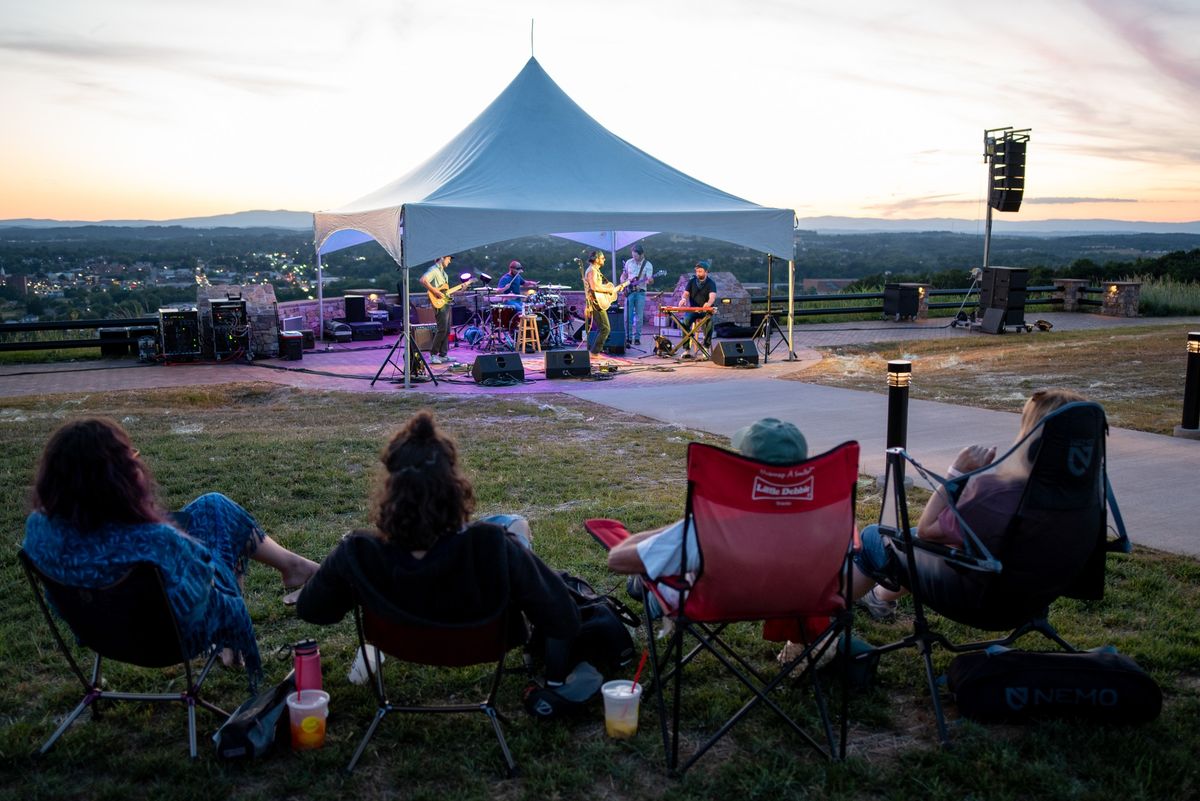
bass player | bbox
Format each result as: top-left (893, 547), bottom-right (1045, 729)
top-left (420, 255), bottom-right (474, 364)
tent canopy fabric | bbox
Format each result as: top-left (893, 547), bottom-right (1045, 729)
top-left (314, 58), bottom-right (795, 265)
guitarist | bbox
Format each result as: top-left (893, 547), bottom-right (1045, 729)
top-left (620, 244), bottom-right (653, 346)
top-left (583, 251), bottom-right (627, 357)
top-left (420, 255), bottom-right (455, 364)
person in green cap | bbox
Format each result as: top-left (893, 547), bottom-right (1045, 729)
top-left (607, 418), bottom-right (807, 579)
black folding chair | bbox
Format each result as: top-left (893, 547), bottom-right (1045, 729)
top-left (872, 401), bottom-right (1130, 743)
top-left (19, 550), bottom-right (228, 758)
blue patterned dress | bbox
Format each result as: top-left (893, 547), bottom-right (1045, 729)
top-left (23, 492), bottom-right (266, 688)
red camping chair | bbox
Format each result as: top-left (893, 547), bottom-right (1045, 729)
top-left (587, 440), bottom-right (861, 773)
top-left (346, 600), bottom-right (521, 776)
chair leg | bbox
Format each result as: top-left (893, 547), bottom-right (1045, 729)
top-left (484, 705), bottom-right (519, 778)
top-left (917, 638), bottom-right (951, 746)
top-left (346, 707), bottom-right (389, 774)
top-left (187, 697), bottom-right (198, 759)
top-left (38, 691), bottom-right (99, 755)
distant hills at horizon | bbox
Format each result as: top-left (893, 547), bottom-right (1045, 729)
top-left (2, 209), bottom-right (1199, 236)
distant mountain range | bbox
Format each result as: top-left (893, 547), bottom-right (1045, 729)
top-left (797, 216), bottom-right (1200, 235)
top-left (1, 210), bottom-right (1198, 236)
top-left (0, 210), bottom-right (314, 230)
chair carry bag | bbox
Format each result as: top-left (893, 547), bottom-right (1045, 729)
top-left (947, 648), bottom-right (1161, 724)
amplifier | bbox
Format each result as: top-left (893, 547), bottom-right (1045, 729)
top-left (159, 307), bottom-right (201, 359)
top-left (211, 299), bottom-right (249, 358)
top-left (545, 350), bottom-right (590, 378)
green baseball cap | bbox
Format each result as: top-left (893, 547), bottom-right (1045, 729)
top-left (731, 418), bottom-right (808, 464)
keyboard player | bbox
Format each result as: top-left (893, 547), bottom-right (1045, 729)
top-left (677, 260), bottom-right (717, 359)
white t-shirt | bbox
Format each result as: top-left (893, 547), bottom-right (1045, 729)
top-left (621, 258), bottom-right (653, 289)
top-left (635, 519), bottom-right (699, 579)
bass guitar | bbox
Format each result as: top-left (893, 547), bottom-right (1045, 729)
top-left (428, 277), bottom-right (475, 310)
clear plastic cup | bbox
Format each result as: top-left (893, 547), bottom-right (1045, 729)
top-left (601, 680), bottom-right (642, 739)
top-left (286, 689), bottom-right (329, 750)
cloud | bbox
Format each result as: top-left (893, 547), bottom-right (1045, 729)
top-left (0, 31), bottom-right (331, 96)
top-left (864, 194), bottom-right (977, 215)
top-left (1082, 0), bottom-right (1200, 94)
top-left (1025, 197), bottom-right (1137, 205)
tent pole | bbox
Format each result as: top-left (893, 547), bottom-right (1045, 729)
top-left (787, 259), bottom-right (796, 360)
top-left (401, 246), bottom-right (411, 390)
top-left (610, 232), bottom-right (617, 283)
top-left (316, 251), bottom-right (324, 344)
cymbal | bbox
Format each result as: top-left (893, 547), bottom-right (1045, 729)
top-left (540, 284), bottom-right (571, 290)
top-left (488, 294), bottom-right (522, 301)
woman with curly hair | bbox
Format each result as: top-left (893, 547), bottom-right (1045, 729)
top-left (296, 411), bottom-right (579, 681)
top-left (22, 417), bottom-right (319, 687)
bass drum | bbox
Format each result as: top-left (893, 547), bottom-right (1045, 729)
top-left (489, 304), bottom-right (519, 330)
top-left (511, 312), bottom-right (551, 346)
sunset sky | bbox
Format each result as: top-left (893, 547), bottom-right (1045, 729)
top-left (2, 0), bottom-right (1197, 223)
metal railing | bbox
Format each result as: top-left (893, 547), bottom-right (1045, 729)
top-left (0, 316), bottom-right (159, 352)
top-left (748, 285), bottom-right (1062, 318)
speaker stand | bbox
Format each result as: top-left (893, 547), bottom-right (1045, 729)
top-left (371, 329), bottom-right (438, 387)
top-left (753, 311), bottom-right (794, 362)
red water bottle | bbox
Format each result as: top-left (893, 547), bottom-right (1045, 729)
top-left (293, 639), bottom-right (322, 693)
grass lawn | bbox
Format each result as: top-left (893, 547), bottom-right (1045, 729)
top-left (1, 384), bottom-right (1198, 801)
top-left (781, 324), bottom-right (1197, 435)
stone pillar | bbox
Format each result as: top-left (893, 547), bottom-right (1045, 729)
top-left (914, 283), bottom-right (932, 320)
top-left (198, 284), bottom-right (280, 358)
top-left (1101, 281), bottom-right (1141, 318)
top-left (1054, 278), bottom-right (1090, 312)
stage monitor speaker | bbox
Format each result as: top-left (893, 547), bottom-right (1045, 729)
top-left (472, 352), bottom-right (525, 384)
top-left (712, 339), bottom-right (760, 367)
top-left (545, 349), bottom-right (591, 378)
top-left (344, 295), bottom-right (367, 323)
top-left (980, 307), bottom-right (1006, 334)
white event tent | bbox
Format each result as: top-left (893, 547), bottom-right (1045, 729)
top-left (313, 57), bottom-right (796, 386)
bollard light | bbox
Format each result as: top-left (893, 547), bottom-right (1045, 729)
top-left (1178, 332), bottom-right (1200, 437)
top-left (887, 359), bottom-right (912, 389)
top-left (886, 360), bottom-right (912, 453)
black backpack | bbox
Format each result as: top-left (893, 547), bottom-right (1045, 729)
top-left (530, 572), bottom-right (640, 677)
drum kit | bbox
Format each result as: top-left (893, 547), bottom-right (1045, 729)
top-left (460, 284), bottom-right (575, 352)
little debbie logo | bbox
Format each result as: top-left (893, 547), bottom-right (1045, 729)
top-left (752, 474), bottom-right (813, 502)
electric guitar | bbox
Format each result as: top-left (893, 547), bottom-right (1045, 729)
top-left (427, 277), bottom-right (475, 310)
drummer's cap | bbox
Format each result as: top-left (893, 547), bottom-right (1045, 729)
top-left (509, 260), bottom-right (523, 270)
top-left (695, 259), bottom-right (711, 270)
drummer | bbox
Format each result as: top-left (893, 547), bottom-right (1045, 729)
top-left (496, 260), bottom-right (538, 309)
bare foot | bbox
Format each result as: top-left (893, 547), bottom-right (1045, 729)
top-left (221, 648), bottom-right (245, 669)
top-left (281, 556), bottom-right (320, 605)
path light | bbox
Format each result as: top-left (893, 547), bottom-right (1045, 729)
top-left (886, 360), bottom-right (912, 452)
top-left (1176, 332), bottom-right (1200, 439)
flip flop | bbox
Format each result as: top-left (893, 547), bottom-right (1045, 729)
top-left (282, 584), bottom-right (306, 606)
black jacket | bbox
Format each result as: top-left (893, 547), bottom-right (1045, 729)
top-left (296, 523), bottom-right (580, 642)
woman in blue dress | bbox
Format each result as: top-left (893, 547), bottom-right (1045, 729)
top-left (23, 417), bottom-right (318, 686)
